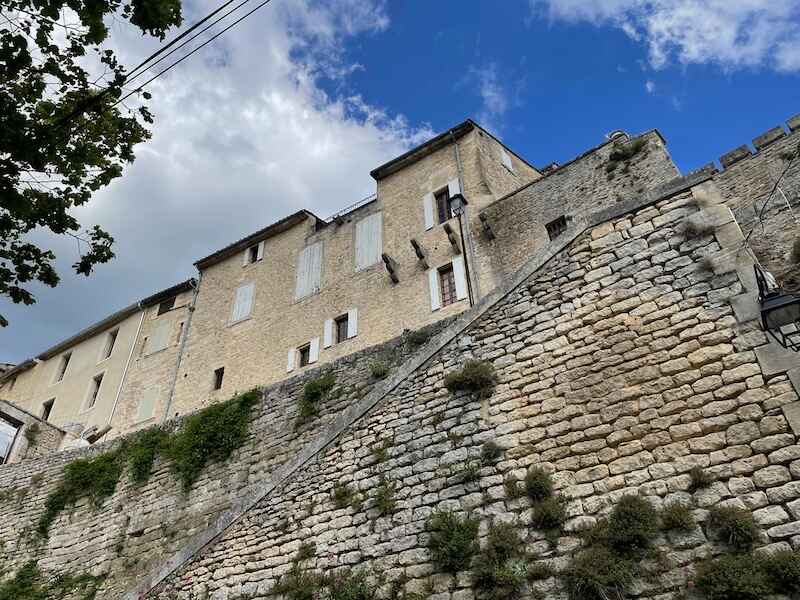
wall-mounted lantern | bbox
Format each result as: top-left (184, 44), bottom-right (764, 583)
top-left (755, 265), bottom-right (800, 351)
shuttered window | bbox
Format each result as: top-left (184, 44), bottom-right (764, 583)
top-left (230, 282), bottom-right (255, 323)
top-left (355, 213), bottom-right (382, 271)
top-left (146, 321), bottom-right (170, 354)
top-left (500, 148), bottom-right (514, 172)
top-left (136, 387), bottom-right (159, 422)
top-left (295, 242), bottom-right (323, 299)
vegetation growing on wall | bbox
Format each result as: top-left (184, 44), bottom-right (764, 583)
top-left (23, 423), bottom-right (40, 446)
top-left (443, 360), bottom-right (497, 399)
top-left (688, 466), bottom-right (714, 492)
top-left (659, 502), bottom-right (695, 532)
top-left (35, 391), bottom-right (259, 537)
top-left (0, 561), bottom-right (104, 600)
top-left (706, 506), bottom-right (760, 551)
top-left (695, 549), bottom-right (800, 600)
top-left (297, 372), bottom-right (336, 426)
top-left (473, 522), bottom-right (531, 600)
top-left (426, 509), bottom-right (479, 574)
top-left (605, 138), bottom-right (648, 180)
top-left (373, 476), bottom-right (396, 516)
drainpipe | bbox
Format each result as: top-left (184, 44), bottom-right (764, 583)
top-left (162, 273), bottom-right (201, 422)
top-left (450, 129), bottom-right (482, 302)
top-left (107, 304), bottom-right (145, 428)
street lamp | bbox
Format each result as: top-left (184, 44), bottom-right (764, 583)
top-left (755, 265), bottom-right (800, 351)
top-left (449, 193), bottom-right (474, 306)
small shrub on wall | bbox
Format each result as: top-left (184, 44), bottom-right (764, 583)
top-left (426, 509), bottom-right (480, 574)
top-left (297, 372), bottom-right (336, 426)
top-left (443, 360), bottom-right (497, 399)
top-left (562, 546), bottom-right (635, 600)
top-left (706, 506), bottom-right (760, 551)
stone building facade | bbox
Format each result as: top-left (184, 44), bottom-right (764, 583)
top-left (0, 165), bottom-right (798, 599)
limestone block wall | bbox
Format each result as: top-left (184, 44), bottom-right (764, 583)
top-left (145, 183), bottom-right (799, 600)
top-left (0, 321), bottom-right (450, 598)
top-left (472, 130), bottom-right (680, 291)
top-left (710, 114), bottom-right (800, 286)
top-left (0, 400), bottom-right (64, 463)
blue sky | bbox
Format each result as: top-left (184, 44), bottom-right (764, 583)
top-left (3, 0), bottom-right (800, 362)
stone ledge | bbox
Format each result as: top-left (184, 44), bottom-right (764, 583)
top-left (753, 126), bottom-right (786, 151)
top-left (720, 145), bottom-right (752, 168)
top-left (754, 341), bottom-right (800, 377)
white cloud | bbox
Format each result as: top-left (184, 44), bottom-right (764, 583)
top-left (530, 0), bottom-right (800, 71)
top-left (1, 0), bottom-right (433, 361)
top-left (467, 63), bottom-right (511, 135)
top-left (645, 80), bottom-right (656, 93)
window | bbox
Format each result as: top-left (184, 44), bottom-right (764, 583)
top-left (101, 329), bottom-right (118, 360)
top-left (298, 344), bottom-right (311, 368)
top-left (230, 282), bottom-right (255, 323)
top-left (136, 388), bottom-right (158, 422)
top-left (157, 297), bottom-right (176, 316)
top-left (86, 373), bottom-right (104, 410)
top-left (41, 399), bottom-right (54, 422)
top-left (435, 188), bottom-right (454, 225)
top-left (243, 241), bottom-right (264, 266)
top-left (213, 367), bottom-right (224, 390)
top-left (55, 352), bottom-right (71, 382)
top-left (499, 148), bottom-right (514, 172)
top-left (295, 242), bottom-right (323, 299)
top-left (354, 213), bottom-right (383, 271)
top-left (0, 416), bottom-right (19, 465)
top-left (145, 321), bottom-right (170, 355)
top-left (438, 264), bottom-right (457, 307)
top-left (335, 314), bottom-right (349, 344)
top-left (546, 215), bottom-right (568, 241)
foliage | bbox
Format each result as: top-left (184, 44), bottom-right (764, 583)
top-left (561, 546), bottom-right (635, 600)
top-left (679, 219), bottom-right (715, 240)
top-left (760, 548), bottom-right (800, 595)
top-left (369, 361), bottom-right (390, 380)
top-left (37, 450), bottom-right (125, 536)
top-left (327, 569), bottom-right (379, 600)
top-left (472, 525), bottom-right (533, 600)
top-left (373, 476), bottom-right (396, 516)
top-left (660, 502), bottom-right (695, 532)
top-left (371, 439), bottom-right (391, 464)
top-left (504, 475), bottom-right (524, 499)
top-left (126, 427), bottom-right (170, 485)
top-left (24, 423), bottom-right (40, 445)
top-left (443, 360), bottom-right (497, 399)
top-left (426, 509), bottom-right (480, 574)
top-left (609, 138), bottom-right (647, 163)
top-left (688, 466), bottom-right (714, 492)
top-left (605, 495), bottom-right (658, 555)
top-left (165, 390), bottom-right (258, 490)
top-left (405, 328), bottom-right (430, 348)
top-left (527, 562), bottom-right (555, 581)
top-left (0, 561), bottom-right (104, 600)
top-left (524, 467), bottom-right (553, 502)
top-left (458, 461), bottom-right (482, 483)
top-left (332, 482), bottom-right (359, 511)
top-left (530, 496), bottom-right (566, 543)
top-left (37, 391), bottom-right (258, 537)
top-left (297, 372), bottom-right (336, 425)
top-left (296, 541), bottom-right (316, 562)
top-left (707, 506), bottom-right (759, 551)
top-left (694, 553), bottom-right (770, 600)
top-left (273, 565), bottom-right (325, 600)
top-left (0, 0), bottom-right (183, 327)
top-left (480, 441), bottom-right (502, 465)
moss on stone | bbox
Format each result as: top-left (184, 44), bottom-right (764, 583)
top-left (297, 372), bottom-right (336, 425)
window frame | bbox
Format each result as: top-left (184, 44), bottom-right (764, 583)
top-left (438, 263), bottom-right (457, 307)
top-left (434, 187), bottom-right (453, 225)
top-left (545, 215), bottom-right (568, 241)
top-left (298, 344), bottom-right (311, 368)
top-left (157, 296), bottom-right (176, 316)
top-left (54, 352), bottom-right (71, 383)
top-left (85, 373), bottom-right (104, 411)
top-left (100, 328), bottom-right (118, 361)
top-left (212, 367), bottom-right (225, 391)
top-left (335, 314), bottom-right (349, 344)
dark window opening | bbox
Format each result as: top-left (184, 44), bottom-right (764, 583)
top-left (335, 314), bottom-right (349, 344)
top-left (41, 399), bottom-right (54, 422)
top-left (87, 373), bottom-right (103, 409)
top-left (435, 188), bottom-right (454, 225)
top-left (56, 352), bottom-right (71, 382)
top-left (157, 296), bottom-right (176, 316)
top-left (176, 322), bottom-right (184, 343)
top-left (247, 245), bottom-right (259, 264)
top-left (298, 344), bottom-right (311, 367)
top-left (103, 329), bottom-right (118, 360)
top-left (213, 367), bottom-right (225, 390)
top-left (546, 216), bottom-right (568, 241)
top-left (439, 264), bottom-right (457, 307)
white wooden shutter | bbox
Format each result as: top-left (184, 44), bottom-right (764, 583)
top-left (323, 318), bottom-right (334, 348)
top-left (242, 248), bottom-right (250, 266)
top-left (347, 308), bottom-right (358, 338)
top-left (287, 349), bottom-right (295, 373)
top-left (309, 337), bottom-right (320, 364)
top-left (256, 241), bottom-right (265, 261)
top-left (428, 269), bottom-right (441, 312)
top-left (453, 255), bottom-right (468, 300)
top-left (448, 178), bottom-right (461, 197)
top-left (146, 321), bottom-right (170, 354)
top-left (500, 148), bottom-right (514, 172)
top-left (231, 282), bottom-right (254, 322)
top-left (423, 193), bottom-right (435, 230)
top-left (295, 242), bottom-right (323, 299)
top-left (136, 387), bottom-right (159, 421)
top-left (355, 213), bottom-right (382, 270)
